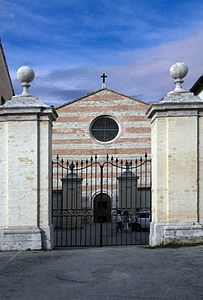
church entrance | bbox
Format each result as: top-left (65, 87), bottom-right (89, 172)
top-left (94, 193), bottom-right (112, 223)
top-left (52, 155), bottom-right (151, 248)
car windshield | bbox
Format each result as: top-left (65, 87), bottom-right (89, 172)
top-left (137, 213), bottom-right (149, 218)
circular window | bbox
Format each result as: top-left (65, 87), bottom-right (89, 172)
top-left (90, 116), bottom-right (119, 142)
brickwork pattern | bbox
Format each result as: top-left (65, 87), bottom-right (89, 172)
top-left (53, 89), bottom-right (151, 161)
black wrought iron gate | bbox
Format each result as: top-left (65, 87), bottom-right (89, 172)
top-left (52, 155), bottom-right (151, 248)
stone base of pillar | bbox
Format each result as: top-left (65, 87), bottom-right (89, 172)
top-left (149, 222), bottom-right (203, 246)
top-left (0, 225), bottom-right (54, 251)
top-left (40, 224), bottom-right (54, 250)
top-left (0, 227), bottom-right (42, 251)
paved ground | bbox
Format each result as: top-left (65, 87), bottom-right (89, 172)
top-left (0, 245), bottom-right (203, 300)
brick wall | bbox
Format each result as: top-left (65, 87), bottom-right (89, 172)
top-left (53, 88), bottom-right (151, 161)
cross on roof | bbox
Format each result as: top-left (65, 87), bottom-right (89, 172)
top-left (101, 73), bottom-right (107, 88)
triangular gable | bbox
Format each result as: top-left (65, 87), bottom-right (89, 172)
top-left (56, 88), bottom-right (149, 110)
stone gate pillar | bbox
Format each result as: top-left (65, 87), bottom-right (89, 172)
top-left (0, 66), bottom-right (57, 250)
top-left (61, 163), bottom-right (83, 228)
top-left (117, 164), bottom-right (139, 209)
top-left (147, 62), bottom-right (203, 246)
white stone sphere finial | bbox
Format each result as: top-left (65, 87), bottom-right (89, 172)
top-left (17, 66), bottom-right (35, 96)
top-left (169, 62), bottom-right (188, 93)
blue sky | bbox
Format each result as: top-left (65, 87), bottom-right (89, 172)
top-left (1, 0), bottom-right (203, 106)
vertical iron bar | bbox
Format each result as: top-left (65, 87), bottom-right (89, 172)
top-left (56, 155), bottom-right (59, 247)
top-left (79, 160), bottom-right (84, 246)
top-left (120, 159), bottom-right (123, 245)
top-left (139, 157), bottom-right (143, 209)
top-left (115, 158), bottom-right (118, 245)
top-left (90, 157), bottom-right (93, 246)
top-left (125, 160), bottom-right (128, 245)
top-left (111, 156), bottom-right (114, 246)
top-left (65, 160), bottom-right (68, 246)
top-left (149, 156), bottom-right (151, 245)
top-left (61, 158), bottom-right (64, 247)
top-left (130, 160), bottom-right (133, 245)
top-left (75, 160), bottom-right (78, 247)
top-left (150, 157), bottom-right (152, 222)
top-left (100, 165), bottom-right (103, 247)
top-left (106, 155), bottom-right (109, 246)
top-left (135, 158), bottom-right (138, 245)
top-left (85, 159), bottom-right (88, 246)
top-left (94, 156), bottom-right (97, 246)
top-left (51, 160), bottom-right (55, 247)
top-left (70, 161), bottom-right (73, 247)
top-left (144, 154), bottom-right (147, 244)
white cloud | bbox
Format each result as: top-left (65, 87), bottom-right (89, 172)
top-left (104, 30), bottom-right (203, 101)
top-left (11, 29), bottom-right (203, 105)
top-left (3, 1), bottom-right (203, 105)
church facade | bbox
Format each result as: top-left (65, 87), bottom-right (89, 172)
top-left (52, 87), bottom-right (151, 161)
top-left (52, 87), bottom-right (152, 246)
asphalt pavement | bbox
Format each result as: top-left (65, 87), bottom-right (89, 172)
top-left (0, 245), bottom-right (203, 300)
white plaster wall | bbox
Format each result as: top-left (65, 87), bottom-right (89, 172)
top-left (0, 122), bottom-right (8, 226)
top-left (151, 115), bottom-right (198, 224)
top-left (167, 116), bottom-right (197, 222)
top-left (39, 119), bottom-right (52, 228)
top-left (151, 118), bottom-right (168, 223)
top-left (0, 117), bottom-right (53, 229)
top-left (7, 120), bottom-right (38, 227)
top-left (199, 115), bottom-right (203, 224)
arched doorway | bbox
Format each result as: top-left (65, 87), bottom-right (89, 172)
top-left (94, 193), bottom-right (112, 223)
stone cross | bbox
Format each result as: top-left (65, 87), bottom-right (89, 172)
top-left (101, 73), bottom-right (107, 88)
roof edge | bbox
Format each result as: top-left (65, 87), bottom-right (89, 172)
top-left (0, 39), bottom-right (15, 96)
top-left (56, 87), bottom-right (149, 109)
top-left (190, 75), bottom-right (203, 95)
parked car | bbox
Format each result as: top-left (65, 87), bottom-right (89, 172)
top-left (136, 211), bottom-right (151, 231)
